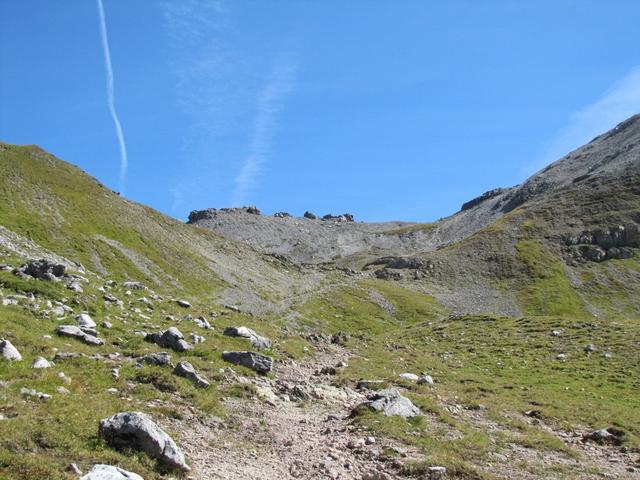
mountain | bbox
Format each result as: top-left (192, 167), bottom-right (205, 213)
top-left (0, 117), bottom-right (639, 480)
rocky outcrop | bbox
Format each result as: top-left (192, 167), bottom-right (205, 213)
top-left (99, 412), bottom-right (189, 471)
top-left (14, 259), bottom-right (66, 281)
top-left (461, 188), bottom-right (508, 211)
top-left (222, 351), bottom-right (273, 374)
top-left (223, 326), bottom-right (272, 349)
top-left (80, 464), bottom-right (143, 480)
top-left (565, 224), bottom-right (639, 262)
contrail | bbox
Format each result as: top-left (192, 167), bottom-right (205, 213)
top-left (97, 0), bottom-right (128, 194)
top-left (231, 58), bottom-right (297, 206)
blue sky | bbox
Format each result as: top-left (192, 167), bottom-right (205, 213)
top-left (1, 1), bottom-right (639, 222)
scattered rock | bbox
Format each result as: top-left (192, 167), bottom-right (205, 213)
top-left (417, 375), bottom-right (435, 385)
top-left (222, 351), bottom-right (273, 374)
top-left (76, 313), bottom-right (96, 328)
top-left (79, 464), bottom-right (143, 480)
top-left (123, 281), bottom-right (145, 290)
top-left (20, 387), bottom-right (51, 400)
top-left (31, 356), bottom-right (53, 369)
top-left (56, 325), bottom-right (104, 345)
top-left (66, 280), bottom-right (83, 293)
top-left (193, 316), bottom-right (211, 329)
top-left (137, 352), bottom-right (172, 367)
top-left (173, 361), bottom-right (210, 388)
top-left (99, 411), bottom-right (189, 471)
top-left (223, 326), bottom-right (271, 349)
top-left (176, 299), bottom-right (191, 308)
top-left (399, 373), bottom-right (419, 381)
top-left (0, 339), bottom-right (22, 361)
top-left (358, 388), bottom-right (421, 418)
top-left (145, 327), bottom-right (192, 352)
top-left (428, 466), bottom-right (447, 479)
top-left (583, 427), bottom-right (626, 445)
top-left (190, 333), bottom-right (205, 344)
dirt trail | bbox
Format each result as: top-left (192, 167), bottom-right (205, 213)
top-left (167, 344), bottom-right (421, 480)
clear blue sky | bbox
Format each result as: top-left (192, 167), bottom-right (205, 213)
top-left (1, 1), bottom-right (639, 222)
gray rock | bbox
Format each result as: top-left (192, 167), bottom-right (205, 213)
top-left (176, 299), bottom-right (191, 308)
top-left (99, 411), bottom-right (189, 471)
top-left (0, 339), bottom-right (22, 361)
top-left (362, 388), bottom-right (421, 418)
top-left (17, 259), bottom-right (66, 280)
top-left (222, 351), bottom-right (273, 374)
top-left (75, 313), bottom-right (96, 328)
top-left (417, 375), bottom-right (435, 385)
top-left (193, 316), bottom-right (211, 329)
top-left (66, 281), bottom-right (84, 293)
top-left (80, 464), bottom-right (144, 480)
top-left (428, 466), bottom-right (447, 479)
top-left (173, 361), bottom-right (210, 388)
top-left (56, 325), bottom-right (104, 345)
top-left (122, 281), bottom-right (145, 290)
top-left (399, 373), bottom-right (419, 381)
top-left (145, 327), bottom-right (192, 352)
top-left (583, 427), bottom-right (625, 445)
top-left (303, 211), bottom-right (317, 219)
top-left (137, 352), bottom-right (172, 367)
top-left (223, 326), bottom-right (271, 349)
top-left (190, 333), bottom-right (205, 344)
top-left (31, 356), bottom-right (53, 369)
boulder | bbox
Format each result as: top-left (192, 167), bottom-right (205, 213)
top-left (76, 313), bottom-right (96, 328)
top-left (145, 327), bottom-right (192, 352)
top-left (223, 326), bottom-right (271, 349)
top-left (137, 352), bottom-right (172, 367)
top-left (0, 339), bottom-right (22, 361)
top-left (16, 259), bottom-right (66, 280)
top-left (173, 361), bottom-right (210, 388)
top-left (80, 464), bottom-right (143, 480)
top-left (31, 356), bottom-right (53, 369)
top-left (303, 211), bottom-right (317, 219)
top-left (360, 388), bottom-right (421, 418)
top-left (99, 412), bottom-right (189, 471)
top-left (56, 325), bottom-right (104, 346)
top-left (222, 351), bottom-right (273, 374)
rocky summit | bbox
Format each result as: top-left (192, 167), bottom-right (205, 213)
top-left (0, 116), bottom-right (639, 480)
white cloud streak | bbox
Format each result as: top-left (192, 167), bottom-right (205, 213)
top-left (231, 59), bottom-right (297, 206)
top-left (530, 65), bottom-right (640, 174)
top-left (97, 0), bottom-right (128, 194)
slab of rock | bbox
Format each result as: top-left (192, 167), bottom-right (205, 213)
top-left (0, 339), bottom-right (22, 361)
top-left (145, 327), bottom-right (192, 352)
top-left (222, 351), bottom-right (273, 374)
top-left (360, 388), bottom-right (421, 418)
top-left (76, 313), bottom-right (96, 328)
top-left (137, 352), bottom-right (172, 367)
top-left (399, 373), bottom-right (419, 381)
top-left (176, 299), bottom-right (191, 308)
top-left (99, 411), bottom-right (189, 471)
top-left (80, 464), bottom-right (143, 480)
top-left (223, 326), bottom-right (271, 349)
top-left (173, 361), bottom-right (210, 388)
top-left (31, 356), bottom-right (53, 369)
top-left (56, 325), bottom-right (104, 345)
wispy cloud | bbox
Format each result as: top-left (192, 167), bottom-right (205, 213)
top-left (231, 58), bottom-right (297, 206)
top-left (96, 0), bottom-right (128, 194)
top-left (529, 65), bottom-right (640, 175)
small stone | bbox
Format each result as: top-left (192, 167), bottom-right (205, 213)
top-left (365, 436), bottom-right (376, 445)
top-left (67, 463), bottom-right (82, 475)
top-left (417, 374), bottom-right (435, 385)
top-left (107, 387), bottom-right (119, 395)
top-left (399, 373), bottom-right (419, 381)
top-left (56, 386), bottom-right (70, 394)
top-left (585, 344), bottom-right (597, 353)
top-left (428, 466), bottom-right (447, 479)
top-left (31, 356), bottom-right (53, 369)
top-left (102, 321), bottom-right (113, 329)
top-left (176, 299), bottom-right (191, 308)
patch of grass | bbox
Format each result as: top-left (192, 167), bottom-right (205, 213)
top-left (516, 240), bottom-right (589, 317)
